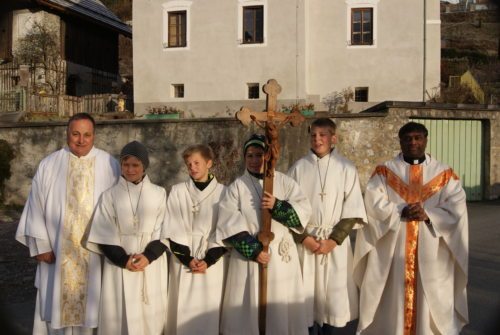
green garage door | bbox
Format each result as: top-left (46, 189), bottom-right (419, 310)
top-left (413, 119), bottom-right (483, 201)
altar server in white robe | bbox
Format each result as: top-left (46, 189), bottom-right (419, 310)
top-left (164, 144), bottom-right (226, 335)
top-left (85, 141), bottom-right (169, 335)
top-left (216, 134), bottom-right (312, 335)
top-left (16, 113), bottom-right (120, 335)
top-left (354, 122), bottom-right (468, 335)
top-left (288, 118), bottom-right (367, 334)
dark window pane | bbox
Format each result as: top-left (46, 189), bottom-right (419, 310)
top-left (363, 11), bottom-right (372, 21)
top-left (364, 33), bottom-right (372, 44)
top-left (351, 8), bottom-right (373, 45)
top-left (168, 11), bottom-right (187, 47)
top-left (243, 6), bottom-right (264, 44)
top-left (355, 87), bottom-right (368, 102)
top-left (248, 83), bottom-right (259, 99)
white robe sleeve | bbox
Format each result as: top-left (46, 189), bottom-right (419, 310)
top-left (356, 171), bottom-right (402, 254)
top-left (16, 163), bottom-right (52, 256)
top-left (85, 190), bottom-right (122, 254)
top-left (339, 163), bottom-right (368, 228)
top-left (216, 180), bottom-right (248, 242)
top-left (422, 177), bottom-right (469, 327)
top-left (277, 173), bottom-right (311, 234)
top-left (353, 170), bottom-right (402, 305)
top-left (163, 185), bottom-right (190, 246)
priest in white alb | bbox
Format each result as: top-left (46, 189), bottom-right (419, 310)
top-left (353, 122), bottom-right (468, 335)
top-left (288, 118), bottom-right (367, 333)
top-left (16, 113), bottom-right (120, 335)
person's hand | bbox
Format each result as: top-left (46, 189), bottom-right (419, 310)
top-left (402, 203), bottom-right (429, 222)
top-left (35, 251), bottom-right (55, 264)
top-left (256, 251), bottom-right (270, 265)
top-left (189, 259), bottom-right (207, 274)
top-left (302, 236), bottom-right (320, 253)
top-left (314, 239), bottom-right (337, 255)
top-left (126, 254), bottom-right (149, 272)
top-left (262, 191), bottom-right (276, 210)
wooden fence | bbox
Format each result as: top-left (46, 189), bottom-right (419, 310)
top-left (27, 93), bottom-right (127, 116)
top-left (1, 61), bottom-right (129, 117)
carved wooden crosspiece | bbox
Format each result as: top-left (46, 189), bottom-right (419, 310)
top-left (236, 79), bottom-right (305, 335)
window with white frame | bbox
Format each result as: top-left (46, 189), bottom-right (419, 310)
top-left (172, 84), bottom-right (184, 98)
top-left (354, 87), bottom-right (369, 102)
top-left (238, 0), bottom-right (267, 46)
top-left (168, 11), bottom-right (186, 47)
top-left (248, 83), bottom-right (260, 99)
top-left (162, 1), bottom-right (192, 49)
top-left (243, 6), bottom-right (263, 44)
top-left (351, 8), bottom-right (372, 45)
top-left (346, 0), bottom-right (378, 48)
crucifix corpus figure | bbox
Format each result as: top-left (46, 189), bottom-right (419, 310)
top-left (235, 79), bottom-right (308, 334)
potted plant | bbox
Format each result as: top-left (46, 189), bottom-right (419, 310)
top-left (144, 106), bottom-right (183, 119)
top-left (281, 103), bottom-right (315, 116)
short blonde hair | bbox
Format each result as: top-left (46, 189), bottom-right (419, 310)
top-left (182, 144), bottom-right (215, 162)
top-left (309, 118), bottom-right (337, 135)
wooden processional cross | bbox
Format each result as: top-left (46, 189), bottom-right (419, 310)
top-left (236, 79), bottom-right (305, 335)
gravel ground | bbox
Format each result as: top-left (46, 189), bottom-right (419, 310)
top-left (0, 209), bottom-right (36, 335)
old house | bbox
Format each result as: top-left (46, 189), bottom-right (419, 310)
top-left (0, 0), bottom-right (131, 98)
top-left (133, 0), bottom-right (441, 117)
top-left (460, 68), bottom-right (500, 104)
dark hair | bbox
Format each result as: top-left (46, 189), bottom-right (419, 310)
top-left (67, 113), bottom-right (95, 130)
top-left (244, 134), bottom-right (267, 155)
top-left (310, 118), bottom-right (336, 134)
top-left (182, 144), bottom-right (215, 161)
top-left (398, 122), bottom-right (428, 138)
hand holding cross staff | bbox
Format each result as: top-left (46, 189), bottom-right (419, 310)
top-left (236, 79), bottom-right (305, 334)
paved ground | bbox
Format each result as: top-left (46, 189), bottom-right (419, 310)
top-left (0, 201), bottom-right (499, 335)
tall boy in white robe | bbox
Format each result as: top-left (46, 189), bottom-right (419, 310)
top-left (16, 113), bottom-right (120, 335)
top-left (353, 122), bottom-right (468, 335)
top-left (288, 118), bottom-right (367, 334)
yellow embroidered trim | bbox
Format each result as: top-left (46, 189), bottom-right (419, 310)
top-left (60, 156), bottom-right (95, 326)
top-left (373, 165), bottom-right (458, 335)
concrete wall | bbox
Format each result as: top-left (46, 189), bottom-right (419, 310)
top-left (0, 102), bottom-right (498, 205)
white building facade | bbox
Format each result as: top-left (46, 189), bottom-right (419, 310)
top-left (133, 0), bottom-right (441, 117)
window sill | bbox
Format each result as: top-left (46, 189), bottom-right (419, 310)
top-left (238, 42), bottom-right (267, 48)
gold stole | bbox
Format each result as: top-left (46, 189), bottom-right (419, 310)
top-left (373, 165), bottom-right (458, 335)
top-left (60, 155), bottom-right (95, 326)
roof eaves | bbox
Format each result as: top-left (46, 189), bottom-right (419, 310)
top-left (35, 0), bottom-right (131, 36)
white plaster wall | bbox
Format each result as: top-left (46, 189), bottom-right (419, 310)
top-left (308, 0), bottom-right (438, 104)
top-left (425, 0), bottom-right (442, 99)
top-left (134, 0), bottom-right (306, 115)
top-left (133, 0), bottom-right (440, 116)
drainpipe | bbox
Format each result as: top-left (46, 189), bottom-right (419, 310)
top-left (295, 0), bottom-right (299, 102)
top-left (423, 0), bottom-right (427, 101)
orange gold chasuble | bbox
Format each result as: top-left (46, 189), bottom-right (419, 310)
top-left (373, 165), bottom-right (458, 335)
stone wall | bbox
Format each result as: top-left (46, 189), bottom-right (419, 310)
top-left (0, 102), bottom-right (498, 205)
